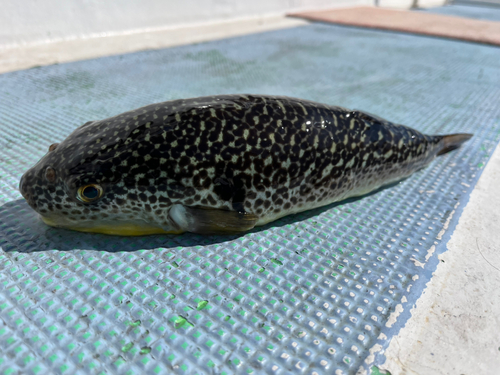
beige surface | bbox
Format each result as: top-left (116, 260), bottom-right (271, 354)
top-left (374, 142), bottom-right (500, 375)
top-left (291, 6), bottom-right (500, 46)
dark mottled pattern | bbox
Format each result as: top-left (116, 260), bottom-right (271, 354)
top-left (19, 94), bottom-right (445, 232)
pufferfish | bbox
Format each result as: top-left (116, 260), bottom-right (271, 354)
top-left (19, 95), bottom-right (472, 236)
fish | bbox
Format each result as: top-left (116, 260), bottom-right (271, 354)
top-left (19, 94), bottom-right (472, 236)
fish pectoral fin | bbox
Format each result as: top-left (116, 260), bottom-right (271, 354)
top-left (169, 204), bottom-right (258, 235)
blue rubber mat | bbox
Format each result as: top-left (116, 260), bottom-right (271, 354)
top-left (1, 8), bottom-right (500, 375)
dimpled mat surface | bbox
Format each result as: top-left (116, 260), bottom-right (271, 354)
top-left (1, 10), bottom-right (500, 375)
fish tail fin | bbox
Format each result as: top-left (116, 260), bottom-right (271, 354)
top-left (437, 133), bottom-right (473, 156)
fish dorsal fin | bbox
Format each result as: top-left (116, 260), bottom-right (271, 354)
top-left (350, 110), bottom-right (388, 124)
top-left (169, 204), bottom-right (258, 235)
top-left (80, 121), bottom-right (97, 129)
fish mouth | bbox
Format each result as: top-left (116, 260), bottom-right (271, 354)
top-left (40, 216), bottom-right (184, 236)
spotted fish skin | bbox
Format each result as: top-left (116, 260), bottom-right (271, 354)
top-left (19, 95), bottom-right (472, 235)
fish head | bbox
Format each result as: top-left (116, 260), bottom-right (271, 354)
top-left (19, 120), bottom-right (181, 236)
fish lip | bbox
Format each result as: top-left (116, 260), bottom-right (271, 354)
top-left (19, 175), bottom-right (24, 195)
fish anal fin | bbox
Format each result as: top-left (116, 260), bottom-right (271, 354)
top-left (169, 204), bottom-right (258, 235)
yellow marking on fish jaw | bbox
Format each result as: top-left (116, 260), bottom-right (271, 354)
top-left (41, 216), bottom-right (184, 236)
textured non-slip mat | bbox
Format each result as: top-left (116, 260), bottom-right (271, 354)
top-left (1, 8), bottom-right (500, 375)
top-left (290, 6), bottom-right (500, 46)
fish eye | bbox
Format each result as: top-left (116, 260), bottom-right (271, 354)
top-left (77, 184), bottom-right (104, 203)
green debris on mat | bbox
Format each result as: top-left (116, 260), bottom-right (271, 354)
top-left (197, 300), bottom-right (209, 310)
top-left (173, 316), bottom-right (194, 329)
top-left (140, 347), bottom-right (152, 355)
top-left (121, 343), bottom-right (134, 353)
top-left (371, 366), bottom-right (392, 375)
